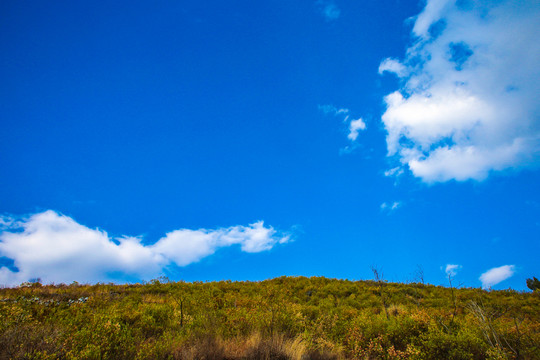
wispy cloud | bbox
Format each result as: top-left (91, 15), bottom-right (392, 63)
top-left (378, 58), bottom-right (407, 78)
top-left (317, 0), bottom-right (341, 22)
top-left (318, 104), bottom-right (348, 116)
top-left (384, 166), bottom-right (404, 178)
top-left (479, 265), bottom-right (515, 289)
top-left (444, 264), bottom-right (461, 278)
top-left (378, 0), bottom-right (540, 182)
top-left (0, 216), bottom-right (17, 230)
top-left (380, 201), bottom-right (401, 212)
top-left (0, 211), bottom-right (290, 286)
top-left (319, 105), bottom-right (366, 143)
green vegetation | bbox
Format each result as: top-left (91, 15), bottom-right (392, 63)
top-left (1, 276), bottom-right (539, 359)
top-left (527, 278), bottom-right (540, 292)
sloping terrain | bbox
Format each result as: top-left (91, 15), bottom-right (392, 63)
top-left (1, 277), bottom-right (539, 359)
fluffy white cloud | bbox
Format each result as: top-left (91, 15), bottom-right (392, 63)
top-left (0, 210), bottom-right (290, 286)
top-left (380, 0), bottom-right (540, 182)
top-left (347, 118), bottom-right (366, 141)
top-left (445, 264), bottom-right (461, 277)
top-left (153, 221), bottom-right (290, 266)
top-left (479, 265), bottom-right (515, 289)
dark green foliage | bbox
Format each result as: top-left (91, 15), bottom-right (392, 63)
top-left (526, 277), bottom-right (540, 291)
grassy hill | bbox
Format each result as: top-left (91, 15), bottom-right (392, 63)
top-left (1, 276), bottom-right (539, 359)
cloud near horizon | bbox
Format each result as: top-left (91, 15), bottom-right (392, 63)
top-left (0, 211), bottom-right (290, 286)
top-left (479, 265), bottom-right (515, 289)
top-left (444, 264), bottom-right (461, 278)
top-left (379, 0), bottom-right (540, 182)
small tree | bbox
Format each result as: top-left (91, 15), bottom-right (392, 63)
top-left (526, 277), bottom-right (540, 291)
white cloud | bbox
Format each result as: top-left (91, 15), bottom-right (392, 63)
top-left (153, 221), bottom-right (289, 266)
top-left (379, 0), bottom-right (540, 182)
top-left (378, 58), bottom-right (407, 78)
top-left (347, 118), bottom-right (366, 141)
top-left (317, 1), bottom-right (340, 21)
top-left (445, 264), bottom-right (461, 277)
top-left (479, 265), bottom-right (515, 289)
top-left (0, 210), bottom-right (290, 286)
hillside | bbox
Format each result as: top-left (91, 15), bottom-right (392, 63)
top-left (1, 277), bottom-right (539, 359)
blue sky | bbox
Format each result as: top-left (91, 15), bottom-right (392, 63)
top-left (1, 0), bottom-right (539, 290)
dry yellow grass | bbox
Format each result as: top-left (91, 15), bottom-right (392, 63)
top-left (172, 332), bottom-right (333, 360)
